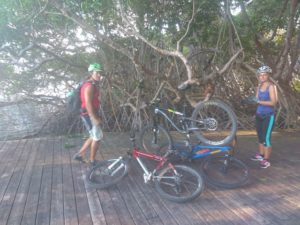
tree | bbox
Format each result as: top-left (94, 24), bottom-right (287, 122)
top-left (0, 0), bottom-right (299, 136)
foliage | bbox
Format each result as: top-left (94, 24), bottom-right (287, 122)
top-left (292, 79), bottom-right (300, 92)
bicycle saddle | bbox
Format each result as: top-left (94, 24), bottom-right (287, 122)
top-left (178, 82), bottom-right (191, 91)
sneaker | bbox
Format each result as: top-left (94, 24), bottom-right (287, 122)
top-left (260, 160), bottom-right (271, 169)
top-left (251, 153), bottom-right (264, 161)
top-left (89, 160), bottom-right (98, 167)
top-left (73, 153), bottom-right (88, 163)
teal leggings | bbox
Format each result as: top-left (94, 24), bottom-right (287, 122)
top-left (255, 114), bottom-right (275, 147)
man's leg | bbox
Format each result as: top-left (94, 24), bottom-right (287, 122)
top-left (75, 115), bottom-right (94, 162)
top-left (73, 137), bottom-right (92, 163)
top-left (90, 140), bottom-right (100, 162)
top-left (78, 137), bottom-right (93, 156)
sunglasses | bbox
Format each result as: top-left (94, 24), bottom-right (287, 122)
top-left (258, 73), bottom-right (269, 76)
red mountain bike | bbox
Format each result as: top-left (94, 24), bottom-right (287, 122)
top-left (85, 132), bottom-right (204, 203)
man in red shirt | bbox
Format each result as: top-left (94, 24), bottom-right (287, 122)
top-left (73, 63), bottom-right (104, 166)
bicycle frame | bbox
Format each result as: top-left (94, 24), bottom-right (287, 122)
top-left (172, 142), bottom-right (233, 160)
top-left (129, 147), bottom-right (175, 183)
top-left (154, 107), bottom-right (198, 134)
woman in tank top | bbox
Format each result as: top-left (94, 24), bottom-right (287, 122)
top-left (251, 65), bottom-right (278, 168)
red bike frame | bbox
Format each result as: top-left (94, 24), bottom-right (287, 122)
top-left (131, 147), bottom-right (175, 176)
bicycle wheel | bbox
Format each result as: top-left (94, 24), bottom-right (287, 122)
top-left (85, 158), bottom-right (129, 189)
top-left (191, 99), bottom-right (237, 146)
top-left (140, 124), bottom-right (173, 154)
top-left (154, 165), bottom-right (204, 203)
top-left (201, 155), bottom-right (249, 189)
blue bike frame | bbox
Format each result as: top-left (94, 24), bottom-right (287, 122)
top-left (171, 142), bottom-right (232, 160)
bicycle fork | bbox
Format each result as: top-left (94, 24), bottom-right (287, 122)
top-left (108, 157), bottom-right (125, 176)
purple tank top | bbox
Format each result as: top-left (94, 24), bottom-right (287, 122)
top-left (256, 85), bottom-right (274, 115)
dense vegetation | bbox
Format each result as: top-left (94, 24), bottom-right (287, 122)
top-left (0, 0), bottom-right (299, 137)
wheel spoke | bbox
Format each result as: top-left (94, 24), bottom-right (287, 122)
top-left (155, 165), bottom-right (204, 203)
top-left (201, 156), bottom-right (249, 189)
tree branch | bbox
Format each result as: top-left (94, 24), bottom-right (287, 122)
top-left (177, 0), bottom-right (196, 51)
top-left (275, 0), bottom-right (299, 80)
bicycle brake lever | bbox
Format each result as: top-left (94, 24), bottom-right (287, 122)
top-left (149, 98), bottom-right (161, 106)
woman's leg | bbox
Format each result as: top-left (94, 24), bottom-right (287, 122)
top-left (263, 146), bottom-right (272, 160)
top-left (263, 115), bottom-right (275, 161)
top-left (259, 143), bottom-right (265, 156)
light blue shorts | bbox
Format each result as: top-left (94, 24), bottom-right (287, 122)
top-left (81, 115), bottom-right (103, 141)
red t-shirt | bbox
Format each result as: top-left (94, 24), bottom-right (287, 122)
top-left (80, 81), bottom-right (100, 115)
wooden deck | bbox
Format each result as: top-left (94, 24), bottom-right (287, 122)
top-left (0, 131), bottom-right (300, 225)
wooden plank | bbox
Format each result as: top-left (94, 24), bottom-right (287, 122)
top-left (68, 136), bottom-right (96, 224)
top-left (223, 170), bottom-right (295, 221)
top-left (96, 188), bottom-right (122, 225)
top-left (36, 138), bottom-right (54, 225)
top-left (0, 140), bottom-right (21, 170)
top-left (0, 141), bottom-right (20, 190)
top-left (0, 140), bottom-right (8, 160)
top-left (0, 139), bottom-right (31, 225)
top-left (116, 175), bottom-right (151, 225)
top-left (71, 159), bottom-right (93, 224)
top-left (20, 138), bottom-right (43, 225)
top-left (177, 161), bottom-right (248, 225)
top-left (185, 188), bottom-right (238, 225)
top-left (61, 136), bottom-right (80, 225)
top-left (249, 164), bottom-right (298, 207)
top-left (84, 186), bottom-right (107, 225)
top-left (50, 137), bottom-right (64, 225)
top-left (8, 138), bottom-right (42, 225)
top-left (126, 162), bottom-right (180, 225)
top-left (200, 190), bottom-right (247, 225)
top-left (247, 168), bottom-right (300, 222)
top-left (208, 188), bottom-right (276, 225)
top-left (126, 160), bottom-right (192, 225)
top-left (278, 177), bottom-right (300, 208)
top-left (119, 175), bottom-right (178, 225)
top-left (108, 187), bottom-right (136, 225)
top-left (126, 171), bottom-right (161, 221)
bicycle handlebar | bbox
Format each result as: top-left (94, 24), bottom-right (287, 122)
top-left (241, 96), bottom-right (259, 105)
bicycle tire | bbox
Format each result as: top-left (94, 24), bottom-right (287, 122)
top-left (191, 99), bottom-right (237, 146)
top-left (201, 155), bottom-right (249, 189)
top-left (154, 165), bottom-right (204, 203)
top-left (140, 124), bottom-right (173, 154)
top-left (85, 158), bottom-right (129, 189)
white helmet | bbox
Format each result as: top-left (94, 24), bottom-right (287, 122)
top-left (257, 65), bottom-right (272, 74)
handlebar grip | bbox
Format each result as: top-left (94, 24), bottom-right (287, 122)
top-left (149, 98), bottom-right (161, 106)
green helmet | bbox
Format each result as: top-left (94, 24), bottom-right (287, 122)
top-left (88, 63), bottom-right (103, 72)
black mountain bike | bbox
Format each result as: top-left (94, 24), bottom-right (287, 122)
top-left (140, 98), bottom-right (237, 153)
